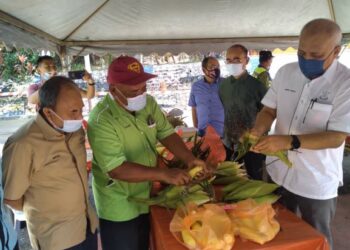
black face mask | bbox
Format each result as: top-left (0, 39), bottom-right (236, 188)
top-left (214, 68), bottom-right (221, 79)
top-left (206, 68), bottom-right (220, 80)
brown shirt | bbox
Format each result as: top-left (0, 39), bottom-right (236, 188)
top-left (2, 114), bottom-right (98, 250)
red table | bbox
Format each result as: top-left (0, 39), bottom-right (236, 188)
top-left (150, 205), bottom-right (330, 250)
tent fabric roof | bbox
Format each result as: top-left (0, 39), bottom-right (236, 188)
top-left (0, 0), bottom-right (349, 55)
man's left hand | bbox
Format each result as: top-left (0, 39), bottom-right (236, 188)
top-left (251, 135), bottom-right (292, 153)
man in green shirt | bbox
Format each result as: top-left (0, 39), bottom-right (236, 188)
top-left (87, 56), bottom-right (207, 250)
top-left (219, 44), bottom-right (267, 180)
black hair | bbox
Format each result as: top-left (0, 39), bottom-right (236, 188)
top-left (228, 44), bottom-right (248, 56)
top-left (36, 56), bottom-right (54, 67)
top-left (202, 56), bottom-right (217, 68)
top-left (39, 76), bottom-right (76, 109)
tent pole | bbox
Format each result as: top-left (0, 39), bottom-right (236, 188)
top-left (84, 55), bottom-right (92, 73)
top-left (63, 36), bottom-right (299, 47)
top-left (58, 45), bottom-right (69, 72)
top-left (327, 0), bottom-right (336, 22)
top-left (0, 10), bottom-right (62, 46)
top-left (63, 0), bottom-right (110, 41)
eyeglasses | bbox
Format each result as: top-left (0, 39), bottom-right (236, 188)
top-left (205, 66), bottom-right (219, 71)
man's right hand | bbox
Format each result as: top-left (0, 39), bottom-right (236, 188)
top-left (160, 168), bottom-right (191, 186)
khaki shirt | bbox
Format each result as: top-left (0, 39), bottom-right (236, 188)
top-left (2, 114), bottom-right (98, 250)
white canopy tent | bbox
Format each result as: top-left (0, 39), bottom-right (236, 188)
top-left (0, 0), bottom-right (350, 56)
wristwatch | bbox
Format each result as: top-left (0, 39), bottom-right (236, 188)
top-left (88, 82), bottom-right (95, 86)
top-left (290, 135), bottom-right (301, 150)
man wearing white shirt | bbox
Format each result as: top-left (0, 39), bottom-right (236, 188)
top-left (251, 18), bottom-right (350, 249)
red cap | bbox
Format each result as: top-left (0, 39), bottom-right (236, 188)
top-left (107, 56), bottom-right (157, 85)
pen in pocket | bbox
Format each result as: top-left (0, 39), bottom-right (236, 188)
top-left (303, 98), bottom-right (317, 123)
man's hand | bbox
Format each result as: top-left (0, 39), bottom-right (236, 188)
top-left (187, 158), bottom-right (213, 177)
top-left (249, 128), bottom-right (263, 138)
top-left (82, 71), bottom-right (94, 84)
top-left (160, 168), bottom-right (191, 186)
top-left (251, 135), bottom-right (292, 153)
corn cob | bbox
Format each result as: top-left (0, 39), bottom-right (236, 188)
top-left (188, 166), bottom-right (204, 179)
top-left (236, 132), bottom-right (292, 168)
top-left (181, 230), bottom-right (197, 249)
top-left (128, 182), bottom-right (212, 209)
top-left (253, 194), bottom-right (281, 204)
top-left (160, 135), bottom-right (211, 170)
top-left (217, 161), bottom-right (243, 170)
top-left (213, 175), bottom-right (247, 185)
top-left (215, 161), bottom-right (246, 177)
top-left (224, 180), bottom-right (279, 201)
top-left (222, 178), bottom-right (250, 194)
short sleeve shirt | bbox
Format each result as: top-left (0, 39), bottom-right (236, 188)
top-left (262, 60), bottom-right (350, 199)
top-left (2, 114), bottom-right (98, 250)
top-left (87, 94), bottom-right (174, 222)
top-left (219, 73), bottom-right (267, 147)
top-left (188, 77), bottom-right (224, 136)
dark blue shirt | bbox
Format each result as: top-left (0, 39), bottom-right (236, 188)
top-left (188, 77), bottom-right (224, 136)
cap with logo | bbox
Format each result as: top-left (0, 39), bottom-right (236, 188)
top-left (107, 56), bottom-right (157, 85)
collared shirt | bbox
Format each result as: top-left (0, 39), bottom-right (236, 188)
top-left (262, 60), bottom-right (350, 200)
top-left (188, 77), bottom-right (224, 137)
top-left (0, 160), bottom-right (17, 250)
top-left (87, 94), bottom-right (174, 222)
top-left (2, 114), bottom-right (98, 250)
top-left (219, 72), bottom-right (267, 148)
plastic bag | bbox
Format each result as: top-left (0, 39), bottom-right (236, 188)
top-left (170, 203), bottom-right (235, 250)
top-left (227, 199), bottom-right (280, 245)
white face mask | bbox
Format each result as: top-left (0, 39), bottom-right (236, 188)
top-left (226, 63), bottom-right (245, 77)
top-left (114, 88), bottom-right (147, 112)
top-left (42, 72), bottom-right (52, 82)
top-left (50, 110), bottom-right (83, 133)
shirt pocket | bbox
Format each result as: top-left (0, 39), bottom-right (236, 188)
top-left (302, 102), bottom-right (332, 132)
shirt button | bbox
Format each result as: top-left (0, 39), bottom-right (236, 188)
top-left (141, 132), bottom-right (144, 135)
top-left (295, 116), bottom-right (298, 120)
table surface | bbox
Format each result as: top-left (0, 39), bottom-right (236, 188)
top-left (150, 205), bottom-right (330, 250)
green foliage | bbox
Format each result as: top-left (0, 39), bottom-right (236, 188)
top-left (70, 56), bottom-right (85, 71)
top-left (0, 48), bottom-right (39, 84)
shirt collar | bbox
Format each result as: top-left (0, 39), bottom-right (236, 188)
top-left (203, 76), bottom-right (219, 84)
top-left (107, 93), bottom-right (135, 118)
top-left (230, 71), bottom-right (248, 81)
top-left (35, 112), bottom-right (65, 140)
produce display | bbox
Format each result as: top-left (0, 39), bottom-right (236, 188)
top-left (128, 166), bottom-right (215, 209)
top-left (131, 128), bottom-right (284, 249)
top-left (236, 132), bottom-right (292, 168)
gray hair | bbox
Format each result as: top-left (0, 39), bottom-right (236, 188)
top-left (301, 18), bottom-right (342, 45)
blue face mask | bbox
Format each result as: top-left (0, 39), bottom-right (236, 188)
top-left (298, 47), bottom-right (337, 80)
top-left (298, 55), bottom-right (325, 80)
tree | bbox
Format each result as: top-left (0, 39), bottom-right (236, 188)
top-left (0, 48), bottom-right (39, 84)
